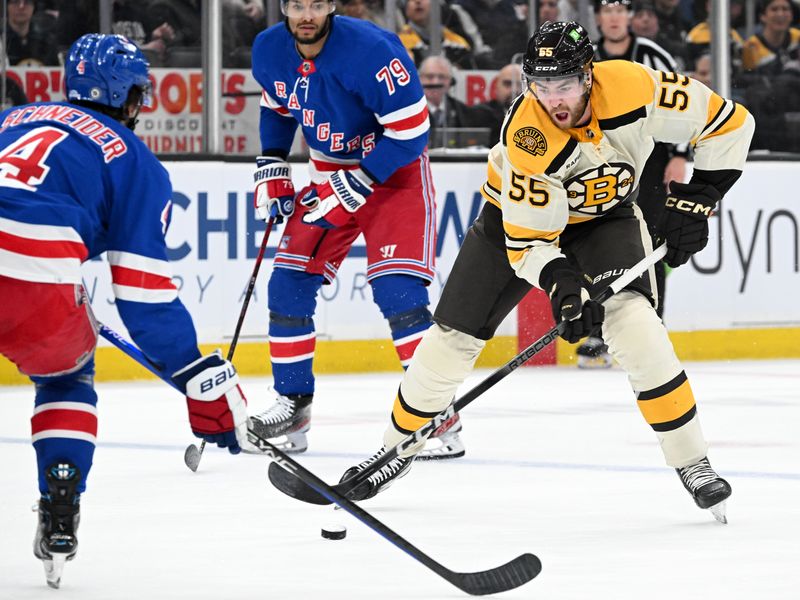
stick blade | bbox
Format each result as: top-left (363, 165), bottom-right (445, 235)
top-left (184, 444), bottom-right (201, 472)
top-left (267, 462), bottom-right (333, 505)
top-left (451, 553), bottom-right (542, 596)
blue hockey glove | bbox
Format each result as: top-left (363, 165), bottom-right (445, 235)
top-left (300, 168), bottom-right (373, 229)
top-left (254, 156), bottom-right (295, 224)
top-left (172, 352), bottom-right (250, 454)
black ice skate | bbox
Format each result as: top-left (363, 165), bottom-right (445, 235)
top-left (416, 411), bottom-right (466, 460)
top-left (341, 447), bottom-right (413, 501)
top-left (576, 336), bottom-right (612, 369)
top-left (676, 457), bottom-right (732, 524)
top-left (33, 462), bottom-right (81, 589)
top-left (249, 394), bottom-right (312, 453)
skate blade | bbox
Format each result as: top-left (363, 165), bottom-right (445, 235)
top-left (709, 501), bottom-right (728, 524)
top-left (243, 430), bottom-right (308, 454)
top-left (416, 434), bottom-right (466, 461)
top-left (577, 355), bottom-right (613, 369)
top-left (43, 553), bottom-right (67, 589)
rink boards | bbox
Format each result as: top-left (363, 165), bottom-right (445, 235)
top-left (1, 160), bottom-right (798, 384)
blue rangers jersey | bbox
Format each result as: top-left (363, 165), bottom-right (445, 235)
top-left (252, 16), bottom-right (430, 184)
top-left (0, 102), bottom-right (200, 375)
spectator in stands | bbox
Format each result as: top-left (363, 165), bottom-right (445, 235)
top-left (0, 45), bottom-right (29, 108)
top-left (1, 76), bottom-right (29, 109)
top-left (339, 0), bottom-right (388, 29)
top-left (559, 0), bottom-right (600, 40)
top-left (631, 0), bottom-right (688, 69)
top-left (585, 0), bottom-right (687, 368)
top-left (686, 0), bottom-right (744, 75)
top-left (233, 0), bottom-right (265, 23)
top-left (3, 0), bottom-right (58, 66)
top-left (471, 62), bottom-right (523, 144)
top-left (147, 0), bottom-right (201, 50)
top-left (56, 0), bottom-right (96, 49)
top-left (110, 2), bottom-right (176, 66)
top-left (400, 0), bottom-right (490, 68)
top-left (741, 0), bottom-right (800, 152)
top-left (743, 0), bottom-right (800, 74)
top-left (653, 0), bottom-right (689, 43)
top-left (451, 0), bottom-right (526, 67)
top-left (146, 0), bottom-right (261, 67)
top-left (419, 55), bottom-right (493, 147)
top-left (539, 0), bottom-right (561, 22)
top-left (594, 0), bottom-right (678, 71)
top-left (55, 0), bottom-right (175, 64)
top-left (692, 52), bottom-right (712, 87)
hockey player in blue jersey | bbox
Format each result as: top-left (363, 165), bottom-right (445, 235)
top-left (248, 0), bottom-right (463, 463)
top-left (0, 34), bottom-right (250, 588)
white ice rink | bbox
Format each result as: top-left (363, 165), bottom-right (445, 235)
top-left (1, 360), bottom-right (799, 600)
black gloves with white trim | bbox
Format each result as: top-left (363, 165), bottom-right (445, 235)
top-left (540, 259), bottom-right (604, 344)
top-left (657, 181), bottom-right (721, 268)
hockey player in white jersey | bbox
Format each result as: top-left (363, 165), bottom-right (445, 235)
top-left (343, 21), bottom-right (754, 523)
top-left (577, 0), bottom-right (689, 368)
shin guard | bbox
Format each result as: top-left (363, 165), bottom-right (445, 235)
top-left (602, 291), bottom-right (708, 467)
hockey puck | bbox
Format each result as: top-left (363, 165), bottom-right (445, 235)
top-left (321, 525), bottom-right (347, 540)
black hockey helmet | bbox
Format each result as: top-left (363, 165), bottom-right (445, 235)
top-left (522, 21), bottom-right (594, 82)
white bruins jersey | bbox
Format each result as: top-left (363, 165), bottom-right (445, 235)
top-left (480, 60), bottom-right (755, 289)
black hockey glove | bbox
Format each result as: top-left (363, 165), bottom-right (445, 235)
top-left (540, 259), bottom-right (604, 344)
top-left (657, 181), bottom-right (721, 268)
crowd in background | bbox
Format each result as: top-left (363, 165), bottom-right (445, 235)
top-left (2, 0), bottom-right (799, 152)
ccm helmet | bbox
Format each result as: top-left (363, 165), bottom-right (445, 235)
top-left (522, 21), bottom-right (594, 82)
top-left (65, 34), bottom-right (151, 110)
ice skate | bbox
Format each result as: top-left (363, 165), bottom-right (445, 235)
top-left (416, 412), bottom-right (465, 460)
top-left (676, 457), bottom-right (732, 524)
top-left (249, 394), bottom-right (311, 453)
top-left (576, 336), bottom-right (612, 369)
top-left (341, 447), bottom-right (413, 501)
top-left (33, 463), bottom-right (81, 589)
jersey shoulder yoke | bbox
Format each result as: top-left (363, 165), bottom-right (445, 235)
top-left (591, 60), bottom-right (655, 127)
top-left (503, 94), bottom-right (575, 176)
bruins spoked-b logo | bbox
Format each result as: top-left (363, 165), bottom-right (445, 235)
top-left (513, 127), bottom-right (547, 157)
top-left (563, 162), bottom-right (635, 215)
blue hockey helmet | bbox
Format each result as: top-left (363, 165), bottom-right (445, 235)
top-left (65, 34), bottom-right (152, 109)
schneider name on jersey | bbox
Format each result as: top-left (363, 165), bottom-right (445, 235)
top-left (481, 59), bottom-right (755, 287)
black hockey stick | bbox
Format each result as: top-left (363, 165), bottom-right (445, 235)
top-left (99, 325), bottom-right (542, 596)
top-left (268, 244), bottom-right (668, 505)
top-left (183, 217), bottom-right (276, 471)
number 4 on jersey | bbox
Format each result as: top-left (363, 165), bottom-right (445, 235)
top-left (0, 126), bottom-right (69, 192)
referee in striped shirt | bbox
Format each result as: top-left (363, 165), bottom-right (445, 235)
top-left (575, 0), bottom-right (688, 369)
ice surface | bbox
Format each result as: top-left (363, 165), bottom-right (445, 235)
top-left (1, 360), bottom-right (798, 599)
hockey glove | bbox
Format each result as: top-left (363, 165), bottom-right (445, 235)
top-left (172, 352), bottom-right (249, 454)
top-left (541, 259), bottom-right (604, 344)
top-left (254, 156), bottom-right (295, 223)
top-left (300, 168), bottom-right (373, 229)
top-left (657, 181), bottom-right (721, 268)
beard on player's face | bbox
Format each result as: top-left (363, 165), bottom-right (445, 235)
top-left (289, 14), bottom-right (330, 45)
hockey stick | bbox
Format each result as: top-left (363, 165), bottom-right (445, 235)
top-left (183, 217), bottom-right (276, 471)
top-left (268, 244), bottom-right (668, 505)
top-left (98, 325), bottom-right (543, 596)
